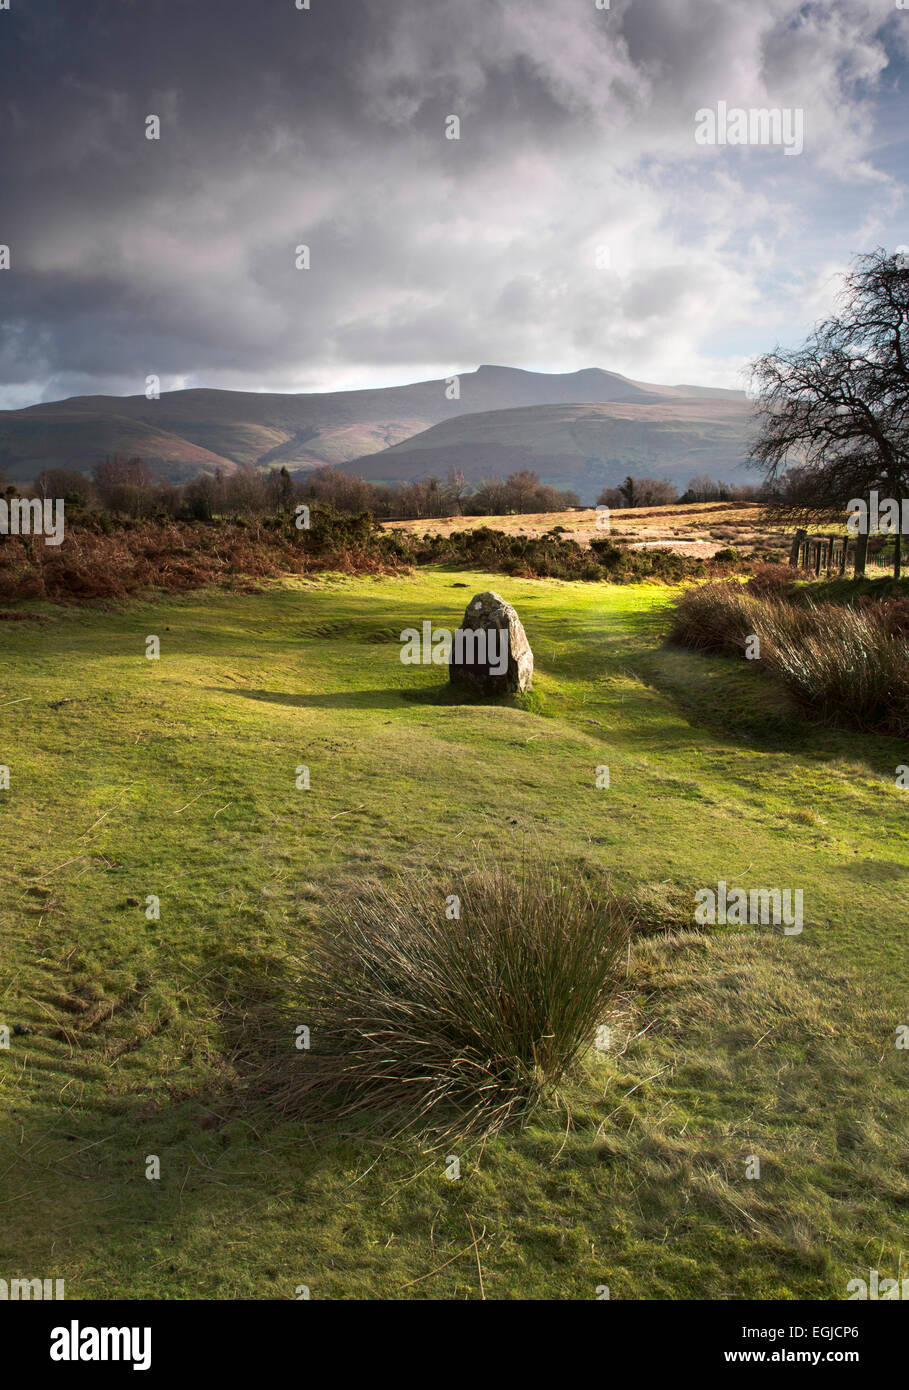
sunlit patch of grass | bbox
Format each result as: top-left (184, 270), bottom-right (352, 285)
top-left (0, 567), bottom-right (906, 1298)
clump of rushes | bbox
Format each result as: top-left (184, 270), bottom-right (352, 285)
top-left (758, 600), bottom-right (909, 734)
top-left (268, 863), bottom-right (630, 1139)
top-left (666, 581), bottom-right (763, 655)
top-left (669, 581), bottom-right (909, 735)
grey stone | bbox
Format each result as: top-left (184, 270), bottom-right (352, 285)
top-left (449, 590), bottom-right (533, 695)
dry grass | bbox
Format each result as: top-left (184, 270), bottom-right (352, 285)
top-left (383, 501), bottom-right (784, 557)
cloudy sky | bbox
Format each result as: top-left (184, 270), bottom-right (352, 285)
top-left (1, 0), bottom-right (908, 408)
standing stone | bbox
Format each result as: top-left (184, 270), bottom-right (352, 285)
top-left (449, 590), bottom-right (533, 695)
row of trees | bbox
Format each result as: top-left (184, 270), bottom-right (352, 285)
top-left (2, 456), bottom-right (780, 523)
top-left (8, 458), bottom-right (581, 522)
top-left (295, 466), bottom-right (580, 518)
top-left (596, 474), bottom-right (769, 509)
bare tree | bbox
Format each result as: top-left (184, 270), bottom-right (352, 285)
top-left (444, 468), bottom-right (470, 514)
top-left (91, 455), bottom-right (159, 517)
top-left (503, 470), bottom-right (542, 513)
top-left (749, 248), bottom-right (909, 575)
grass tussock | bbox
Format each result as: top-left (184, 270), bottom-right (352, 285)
top-left (669, 581), bottom-right (909, 735)
top-left (260, 863), bottom-right (630, 1140)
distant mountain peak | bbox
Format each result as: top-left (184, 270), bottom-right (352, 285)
top-left (0, 363), bottom-right (749, 489)
top-left (474, 364), bottom-right (616, 379)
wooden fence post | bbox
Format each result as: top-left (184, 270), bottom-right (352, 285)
top-left (789, 529), bottom-right (806, 567)
top-left (854, 531), bottom-right (868, 579)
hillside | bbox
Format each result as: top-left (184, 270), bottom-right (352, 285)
top-left (0, 366), bottom-right (751, 489)
top-left (352, 399), bottom-right (756, 499)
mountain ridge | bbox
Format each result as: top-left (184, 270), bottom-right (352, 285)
top-left (350, 399), bottom-right (756, 499)
top-left (0, 366), bottom-right (754, 498)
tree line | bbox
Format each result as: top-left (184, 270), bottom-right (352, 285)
top-left (0, 458), bottom-right (584, 522)
top-left (0, 456), bottom-right (777, 523)
top-left (596, 474), bottom-right (770, 508)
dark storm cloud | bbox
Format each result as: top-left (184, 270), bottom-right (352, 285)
top-left (0, 0), bottom-right (905, 405)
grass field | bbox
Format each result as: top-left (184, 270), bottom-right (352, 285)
top-left (1, 567), bottom-right (908, 1299)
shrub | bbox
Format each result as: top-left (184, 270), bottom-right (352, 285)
top-left (746, 563), bottom-right (796, 596)
top-left (0, 508), bottom-right (409, 604)
top-left (265, 862), bottom-right (630, 1139)
top-left (669, 582), bottom-right (909, 735)
top-left (411, 528), bottom-right (699, 584)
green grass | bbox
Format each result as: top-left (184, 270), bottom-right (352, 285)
top-left (1, 567), bottom-right (907, 1299)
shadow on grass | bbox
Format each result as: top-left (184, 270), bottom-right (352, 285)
top-left (0, 953), bottom-right (356, 1293)
top-left (634, 646), bottom-right (907, 778)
